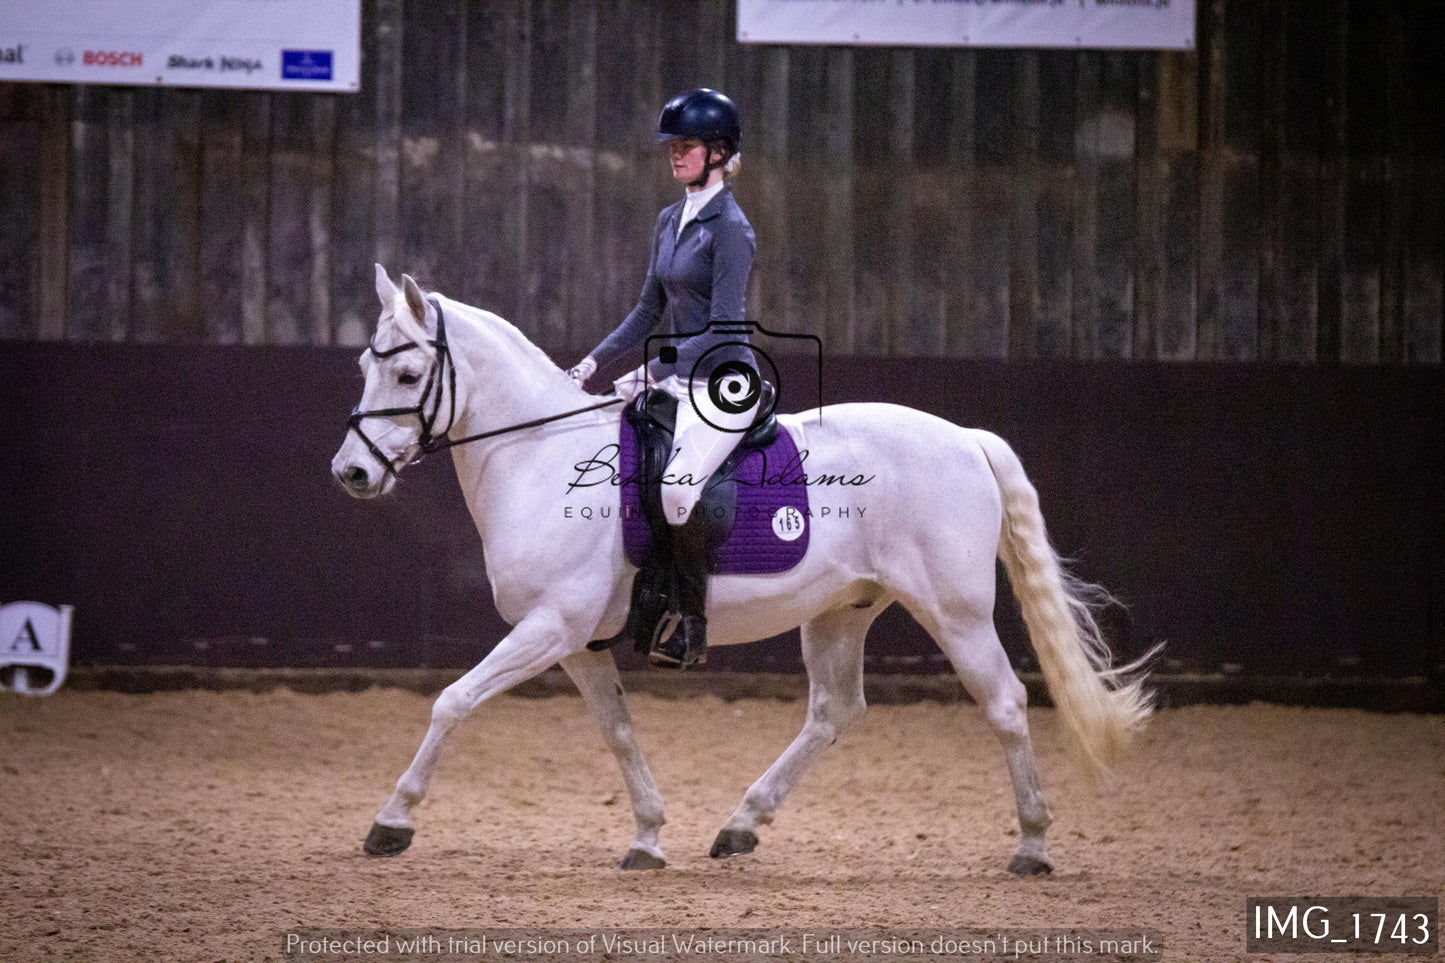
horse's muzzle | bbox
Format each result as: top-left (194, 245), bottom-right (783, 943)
top-left (331, 451), bottom-right (389, 499)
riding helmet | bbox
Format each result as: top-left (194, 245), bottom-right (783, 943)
top-left (657, 88), bottom-right (741, 151)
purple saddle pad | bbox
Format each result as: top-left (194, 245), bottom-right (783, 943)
top-left (619, 418), bottom-right (810, 575)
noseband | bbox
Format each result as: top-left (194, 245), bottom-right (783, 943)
top-left (347, 297), bottom-right (622, 478)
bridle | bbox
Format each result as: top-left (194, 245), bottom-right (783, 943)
top-left (346, 297), bottom-right (623, 478)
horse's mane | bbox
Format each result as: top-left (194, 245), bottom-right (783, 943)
top-left (431, 292), bottom-right (569, 380)
top-left (377, 284), bottom-right (576, 396)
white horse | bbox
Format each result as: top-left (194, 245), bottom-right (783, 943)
top-left (330, 265), bottom-right (1153, 874)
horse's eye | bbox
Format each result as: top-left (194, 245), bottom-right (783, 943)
top-left (398, 372), bottom-right (421, 386)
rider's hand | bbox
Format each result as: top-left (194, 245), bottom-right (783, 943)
top-left (613, 364), bottom-right (649, 403)
top-left (567, 356), bottom-right (597, 387)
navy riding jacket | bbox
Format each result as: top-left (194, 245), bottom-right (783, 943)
top-left (588, 186), bottom-right (756, 382)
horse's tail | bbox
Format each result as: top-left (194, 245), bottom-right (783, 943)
top-left (975, 430), bottom-right (1156, 779)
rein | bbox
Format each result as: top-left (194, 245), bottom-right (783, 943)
top-left (347, 297), bottom-right (623, 477)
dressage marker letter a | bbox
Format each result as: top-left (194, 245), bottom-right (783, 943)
top-left (9, 619), bottom-right (42, 652)
top-left (0, 601), bottom-right (73, 696)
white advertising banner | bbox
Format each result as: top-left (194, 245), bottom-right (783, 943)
top-left (737, 0), bottom-right (1195, 50)
top-left (0, 0), bottom-right (360, 92)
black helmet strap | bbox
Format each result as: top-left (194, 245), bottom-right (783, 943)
top-left (689, 138), bottom-right (734, 189)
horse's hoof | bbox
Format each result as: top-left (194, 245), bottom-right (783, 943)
top-left (363, 822), bottom-right (414, 857)
top-left (1007, 853), bottom-right (1053, 876)
top-left (620, 848), bottom-right (666, 871)
top-left (709, 828), bottom-right (758, 858)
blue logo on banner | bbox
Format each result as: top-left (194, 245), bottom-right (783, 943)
top-left (281, 50), bottom-right (332, 80)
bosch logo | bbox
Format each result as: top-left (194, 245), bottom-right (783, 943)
top-left (54, 48), bottom-right (76, 67)
top-left (83, 50), bottom-right (143, 67)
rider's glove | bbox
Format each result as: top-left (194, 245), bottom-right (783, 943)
top-left (613, 364), bottom-right (649, 403)
top-left (567, 356), bottom-right (597, 387)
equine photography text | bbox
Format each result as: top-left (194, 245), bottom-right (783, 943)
top-left (562, 503), bottom-right (869, 522)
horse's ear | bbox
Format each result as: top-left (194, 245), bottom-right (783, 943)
top-left (401, 274), bottom-right (429, 327)
top-left (374, 264), bottom-right (394, 307)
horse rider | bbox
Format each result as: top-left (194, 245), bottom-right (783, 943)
top-left (567, 88), bottom-right (758, 670)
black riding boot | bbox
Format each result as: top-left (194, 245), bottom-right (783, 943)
top-left (649, 509), bottom-right (708, 669)
top-left (621, 546), bottom-right (671, 653)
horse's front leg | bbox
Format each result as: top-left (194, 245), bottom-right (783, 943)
top-left (364, 610), bottom-right (578, 857)
top-left (559, 648), bottom-right (667, 870)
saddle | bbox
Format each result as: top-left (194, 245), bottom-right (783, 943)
top-left (588, 385), bottom-right (780, 654)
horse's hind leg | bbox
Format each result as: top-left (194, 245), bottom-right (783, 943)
top-left (905, 601), bottom-right (1054, 875)
top-left (559, 648), bottom-right (667, 870)
top-left (711, 603), bottom-right (877, 858)
top-left (967, 636), bottom-right (1054, 876)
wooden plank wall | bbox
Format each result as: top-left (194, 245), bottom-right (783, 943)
top-left (0, 0), bottom-right (1439, 365)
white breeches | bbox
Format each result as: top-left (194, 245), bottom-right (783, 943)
top-left (657, 376), bottom-right (757, 525)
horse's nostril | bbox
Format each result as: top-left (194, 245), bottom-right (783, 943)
top-left (344, 466), bottom-right (370, 490)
